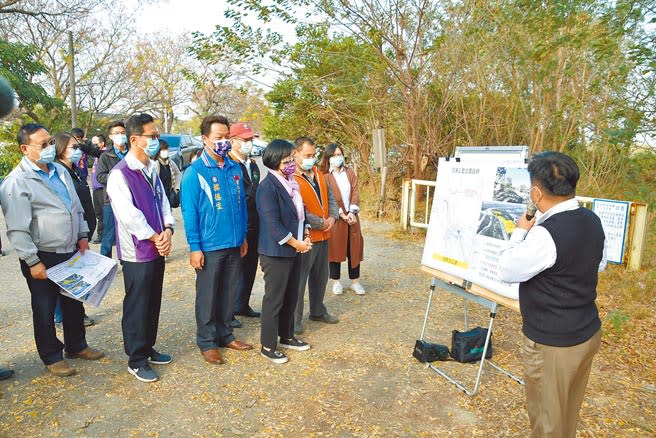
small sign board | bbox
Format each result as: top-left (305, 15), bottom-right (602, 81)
top-left (592, 199), bottom-right (630, 264)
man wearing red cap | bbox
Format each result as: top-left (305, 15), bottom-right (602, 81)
top-left (229, 122), bottom-right (262, 326)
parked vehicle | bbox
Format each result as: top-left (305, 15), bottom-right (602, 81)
top-left (251, 139), bottom-right (266, 156)
top-left (160, 134), bottom-right (196, 169)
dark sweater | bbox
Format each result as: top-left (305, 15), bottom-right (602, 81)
top-left (96, 148), bottom-right (123, 204)
top-left (519, 208), bottom-right (605, 347)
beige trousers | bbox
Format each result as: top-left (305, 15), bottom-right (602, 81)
top-left (522, 329), bottom-right (601, 438)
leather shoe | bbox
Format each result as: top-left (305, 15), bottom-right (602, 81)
top-left (65, 347), bottom-right (104, 360)
top-left (309, 313), bottom-right (339, 324)
top-left (201, 348), bottom-right (224, 364)
top-left (225, 340), bottom-right (253, 351)
top-left (235, 307), bottom-right (261, 318)
top-left (47, 360), bottom-right (76, 377)
top-left (0, 367), bottom-right (14, 380)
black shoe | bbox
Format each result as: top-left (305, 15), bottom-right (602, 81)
top-left (279, 337), bottom-right (311, 351)
top-left (235, 307), bottom-right (261, 318)
top-left (260, 346), bottom-right (288, 364)
top-left (230, 318), bottom-right (242, 328)
top-left (0, 368), bottom-right (14, 380)
top-left (83, 315), bottom-right (96, 327)
top-left (309, 313), bottom-right (339, 324)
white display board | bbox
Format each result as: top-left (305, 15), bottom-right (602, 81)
top-left (592, 199), bottom-right (630, 264)
top-left (421, 157), bottom-right (530, 300)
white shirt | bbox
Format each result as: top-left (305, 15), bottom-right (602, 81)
top-left (331, 168), bottom-right (351, 215)
top-left (106, 152), bottom-right (175, 241)
top-left (230, 152), bottom-right (252, 180)
top-left (498, 198), bottom-right (607, 283)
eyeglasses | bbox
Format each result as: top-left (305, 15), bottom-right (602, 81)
top-left (25, 138), bottom-right (56, 149)
top-left (135, 134), bottom-right (160, 140)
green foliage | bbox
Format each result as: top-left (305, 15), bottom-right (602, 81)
top-left (605, 309), bottom-right (630, 335)
top-left (0, 39), bottom-right (62, 112)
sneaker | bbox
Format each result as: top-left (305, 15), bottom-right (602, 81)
top-left (0, 367), bottom-right (14, 380)
top-left (83, 315), bottom-right (96, 327)
top-left (231, 318), bottom-right (242, 328)
top-left (128, 365), bottom-right (158, 382)
top-left (149, 350), bottom-right (172, 365)
top-left (260, 346), bottom-right (288, 364)
top-left (279, 337), bottom-right (311, 351)
top-left (351, 283), bottom-right (366, 295)
top-left (332, 281), bottom-right (344, 295)
top-left (309, 313), bottom-right (339, 324)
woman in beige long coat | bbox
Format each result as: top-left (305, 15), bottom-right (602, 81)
top-left (319, 143), bottom-right (365, 295)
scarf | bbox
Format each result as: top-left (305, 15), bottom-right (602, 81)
top-left (270, 170), bottom-right (305, 222)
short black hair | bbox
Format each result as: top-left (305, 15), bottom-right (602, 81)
top-left (158, 138), bottom-right (169, 149)
top-left (107, 120), bottom-right (125, 133)
top-left (17, 123), bottom-right (48, 146)
top-left (263, 139), bottom-right (293, 170)
top-left (200, 115), bottom-right (230, 137)
top-left (294, 136), bottom-right (315, 150)
top-left (71, 127), bottom-right (84, 138)
top-left (93, 133), bottom-right (107, 144)
top-left (125, 113), bottom-right (155, 139)
top-left (528, 151), bottom-right (579, 196)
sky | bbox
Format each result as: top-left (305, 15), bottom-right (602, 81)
top-left (133, 0), bottom-right (228, 36)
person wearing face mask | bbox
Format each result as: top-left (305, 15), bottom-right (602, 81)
top-left (70, 127), bottom-right (102, 180)
top-left (151, 139), bottom-right (181, 208)
top-left (498, 152), bottom-right (606, 438)
top-left (292, 136), bottom-right (340, 334)
top-left (180, 115), bottom-right (252, 366)
top-left (96, 120), bottom-right (128, 258)
top-left (106, 113), bottom-right (175, 383)
top-left (228, 122), bottom-right (262, 326)
top-left (53, 132), bottom-right (98, 328)
top-left (318, 143), bottom-right (365, 296)
top-left (0, 123), bottom-right (104, 377)
top-left (256, 140), bottom-right (313, 363)
top-left (90, 134), bottom-right (107, 244)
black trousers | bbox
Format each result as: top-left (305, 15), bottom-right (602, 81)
top-left (121, 257), bottom-right (165, 368)
top-left (92, 188), bottom-right (104, 240)
top-left (20, 251), bottom-right (87, 365)
top-left (329, 225), bottom-right (361, 280)
top-left (260, 254), bottom-right (301, 350)
top-left (233, 230), bottom-right (259, 314)
top-left (195, 248), bottom-right (240, 350)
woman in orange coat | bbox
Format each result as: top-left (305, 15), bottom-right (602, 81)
top-left (319, 143), bottom-right (365, 295)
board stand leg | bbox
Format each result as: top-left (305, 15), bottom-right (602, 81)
top-left (422, 278), bottom-right (524, 396)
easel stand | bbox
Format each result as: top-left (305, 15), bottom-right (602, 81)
top-left (419, 274), bottom-right (524, 396)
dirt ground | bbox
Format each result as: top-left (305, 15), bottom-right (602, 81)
top-left (0, 212), bottom-right (654, 437)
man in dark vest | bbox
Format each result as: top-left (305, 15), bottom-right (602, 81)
top-left (499, 151), bottom-right (606, 438)
top-left (106, 113), bottom-right (175, 383)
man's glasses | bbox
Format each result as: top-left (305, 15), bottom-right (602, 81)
top-left (26, 138), bottom-right (56, 149)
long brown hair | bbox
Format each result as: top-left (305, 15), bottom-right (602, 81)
top-left (318, 143), bottom-right (342, 174)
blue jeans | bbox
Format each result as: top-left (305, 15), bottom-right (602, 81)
top-left (100, 204), bottom-right (116, 258)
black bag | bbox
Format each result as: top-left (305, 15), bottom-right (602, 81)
top-left (169, 190), bottom-right (180, 208)
top-left (450, 327), bottom-right (493, 363)
top-left (413, 340), bottom-right (450, 363)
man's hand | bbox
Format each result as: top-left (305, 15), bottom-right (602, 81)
top-left (155, 228), bottom-right (173, 256)
top-left (240, 240), bottom-right (248, 258)
top-left (190, 251), bottom-right (205, 270)
top-left (323, 216), bottom-right (336, 231)
top-left (78, 238), bottom-right (90, 254)
top-left (30, 262), bottom-right (48, 280)
top-left (517, 213), bottom-right (536, 231)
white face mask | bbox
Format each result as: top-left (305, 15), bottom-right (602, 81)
top-left (111, 134), bottom-right (127, 146)
top-left (330, 155), bottom-right (344, 168)
top-left (159, 150), bottom-right (169, 159)
top-left (240, 141), bottom-right (253, 155)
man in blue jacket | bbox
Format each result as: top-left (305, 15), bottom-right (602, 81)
top-left (181, 115), bottom-right (253, 365)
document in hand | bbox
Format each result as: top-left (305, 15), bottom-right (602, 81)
top-left (46, 250), bottom-right (118, 307)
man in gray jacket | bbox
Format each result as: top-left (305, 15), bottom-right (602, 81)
top-left (0, 124), bottom-right (104, 377)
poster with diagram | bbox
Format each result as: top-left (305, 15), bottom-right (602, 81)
top-left (421, 157), bottom-right (530, 299)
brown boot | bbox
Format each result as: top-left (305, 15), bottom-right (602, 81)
top-left (201, 348), bottom-right (224, 364)
top-left (46, 360), bottom-right (76, 377)
top-left (65, 347), bottom-right (105, 360)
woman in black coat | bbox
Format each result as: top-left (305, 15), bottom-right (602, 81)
top-left (54, 132), bottom-right (96, 326)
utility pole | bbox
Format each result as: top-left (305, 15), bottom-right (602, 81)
top-left (68, 31), bottom-right (77, 128)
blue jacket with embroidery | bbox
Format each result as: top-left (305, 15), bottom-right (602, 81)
top-left (181, 150), bottom-right (247, 252)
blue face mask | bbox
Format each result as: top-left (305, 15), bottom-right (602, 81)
top-left (213, 140), bottom-right (232, 157)
top-left (300, 158), bottom-right (315, 171)
top-left (114, 144), bottom-right (126, 158)
top-left (37, 145), bottom-right (56, 164)
top-left (69, 148), bottom-right (82, 165)
top-left (143, 138), bottom-right (160, 158)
